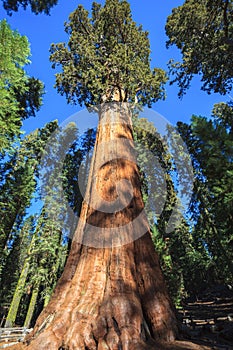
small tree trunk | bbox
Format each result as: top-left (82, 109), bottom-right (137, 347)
top-left (4, 234), bottom-right (35, 328)
top-left (9, 103), bottom-right (178, 349)
top-left (5, 274), bottom-right (26, 328)
top-left (24, 285), bottom-right (39, 329)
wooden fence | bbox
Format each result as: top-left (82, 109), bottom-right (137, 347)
top-left (0, 328), bottom-right (32, 349)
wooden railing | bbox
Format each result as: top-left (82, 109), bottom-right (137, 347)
top-left (0, 328), bottom-right (32, 349)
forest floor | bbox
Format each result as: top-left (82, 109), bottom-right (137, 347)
top-left (175, 284), bottom-right (233, 350)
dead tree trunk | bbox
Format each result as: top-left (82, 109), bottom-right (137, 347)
top-left (10, 103), bottom-right (178, 349)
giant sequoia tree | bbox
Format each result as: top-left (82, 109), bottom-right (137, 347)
top-left (9, 1), bottom-right (187, 349)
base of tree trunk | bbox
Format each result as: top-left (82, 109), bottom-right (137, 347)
top-left (5, 236), bottom-right (176, 350)
top-left (4, 235), bottom-right (211, 350)
top-left (6, 339), bottom-right (213, 350)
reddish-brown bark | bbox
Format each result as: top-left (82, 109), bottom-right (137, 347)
top-left (9, 103), bottom-right (182, 349)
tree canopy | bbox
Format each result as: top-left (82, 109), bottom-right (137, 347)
top-left (50, 0), bottom-right (167, 108)
top-left (2, 0), bottom-right (58, 15)
top-left (166, 0), bottom-right (233, 96)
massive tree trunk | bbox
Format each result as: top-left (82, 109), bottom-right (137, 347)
top-left (10, 103), bottom-right (178, 349)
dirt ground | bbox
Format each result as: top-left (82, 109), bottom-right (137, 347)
top-left (176, 284), bottom-right (233, 350)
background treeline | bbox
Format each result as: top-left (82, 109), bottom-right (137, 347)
top-left (0, 0), bottom-right (233, 328)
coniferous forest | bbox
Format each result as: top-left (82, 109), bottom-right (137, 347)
top-left (0, 1), bottom-right (233, 349)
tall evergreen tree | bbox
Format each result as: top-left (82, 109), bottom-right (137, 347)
top-left (177, 104), bottom-right (233, 284)
top-left (0, 19), bottom-right (43, 153)
top-left (8, 1), bottom-right (183, 349)
top-left (0, 121), bottom-right (58, 317)
top-left (0, 121), bottom-right (58, 261)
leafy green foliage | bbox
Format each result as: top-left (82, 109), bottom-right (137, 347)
top-left (0, 19), bottom-right (44, 153)
top-left (166, 0), bottom-right (233, 96)
top-left (50, 0), bottom-right (167, 107)
top-left (2, 0), bottom-right (58, 15)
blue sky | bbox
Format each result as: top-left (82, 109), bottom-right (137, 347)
top-left (0, 0), bottom-right (230, 134)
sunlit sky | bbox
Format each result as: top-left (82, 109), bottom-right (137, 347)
top-left (0, 0), bottom-right (230, 134)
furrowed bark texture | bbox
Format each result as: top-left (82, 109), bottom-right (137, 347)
top-left (9, 103), bottom-right (178, 349)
